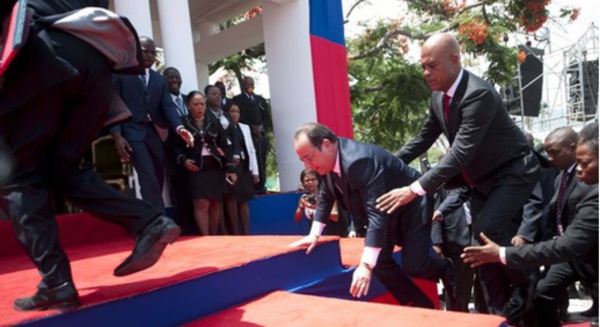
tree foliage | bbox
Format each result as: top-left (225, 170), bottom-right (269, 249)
top-left (347, 20), bottom-right (431, 151)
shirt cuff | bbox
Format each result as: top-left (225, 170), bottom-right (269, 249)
top-left (309, 221), bottom-right (326, 237)
top-left (409, 181), bottom-right (426, 196)
top-left (360, 246), bottom-right (381, 268)
top-left (176, 125), bottom-right (184, 132)
top-left (499, 247), bottom-right (507, 265)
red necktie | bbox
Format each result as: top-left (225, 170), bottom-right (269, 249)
top-left (443, 93), bottom-right (451, 121)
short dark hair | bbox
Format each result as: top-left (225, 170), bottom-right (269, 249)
top-left (163, 66), bottom-right (180, 77)
top-left (225, 102), bottom-right (240, 113)
top-left (186, 90), bottom-right (204, 106)
top-left (300, 168), bottom-right (320, 185)
top-left (578, 122), bottom-right (599, 157)
top-left (203, 84), bottom-right (218, 96)
top-left (294, 122), bottom-right (337, 150)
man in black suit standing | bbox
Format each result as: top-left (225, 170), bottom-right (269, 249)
top-left (289, 123), bottom-right (455, 309)
top-left (376, 33), bottom-right (540, 318)
top-left (0, 0), bottom-right (192, 311)
top-left (233, 76), bottom-right (271, 194)
top-left (111, 37), bottom-right (189, 212)
top-left (463, 122), bottom-right (599, 327)
top-left (163, 67), bottom-right (195, 234)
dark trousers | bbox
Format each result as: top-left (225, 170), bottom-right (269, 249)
top-left (0, 30), bottom-right (160, 289)
top-left (164, 134), bottom-right (194, 234)
top-left (445, 250), bottom-right (474, 312)
top-left (128, 127), bottom-right (166, 212)
top-left (373, 197), bottom-right (446, 308)
top-left (253, 134), bottom-right (268, 194)
top-left (534, 260), bottom-right (599, 327)
top-left (470, 168), bottom-right (540, 315)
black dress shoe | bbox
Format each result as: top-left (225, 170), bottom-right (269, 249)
top-left (504, 283), bottom-right (535, 325)
top-left (114, 216), bottom-right (181, 277)
top-left (581, 305), bottom-right (599, 317)
top-left (440, 258), bottom-right (458, 305)
top-left (14, 282), bottom-right (80, 312)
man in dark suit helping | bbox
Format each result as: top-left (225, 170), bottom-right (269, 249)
top-left (375, 32), bottom-right (541, 320)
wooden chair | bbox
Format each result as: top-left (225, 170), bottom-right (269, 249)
top-left (91, 135), bottom-right (131, 191)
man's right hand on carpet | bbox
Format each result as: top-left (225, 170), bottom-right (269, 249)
top-left (350, 263), bottom-right (372, 298)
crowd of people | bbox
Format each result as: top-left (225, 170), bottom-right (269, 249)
top-left (109, 40), bottom-right (272, 237)
top-left (0, 2), bottom-right (597, 327)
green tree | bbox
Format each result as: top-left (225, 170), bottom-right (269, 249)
top-left (347, 21), bottom-right (431, 151)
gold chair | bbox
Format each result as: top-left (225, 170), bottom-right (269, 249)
top-left (91, 135), bottom-right (131, 191)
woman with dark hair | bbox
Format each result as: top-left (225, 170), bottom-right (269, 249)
top-left (222, 103), bottom-right (260, 235)
top-left (294, 168), bottom-right (351, 237)
top-left (175, 91), bottom-right (236, 235)
top-left (204, 84), bottom-right (240, 234)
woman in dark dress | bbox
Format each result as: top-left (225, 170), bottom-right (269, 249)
top-left (223, 103), bottom-right (260, 235)
top-left (204, 85), bottom-right (239, 235)
top-left (175, 91), bottom-right (237, 235)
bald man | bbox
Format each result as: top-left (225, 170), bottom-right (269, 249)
top-left (376, 33), bottom-right (540, 323)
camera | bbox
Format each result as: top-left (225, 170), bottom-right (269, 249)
top-left (305, 194), bottom-right (317, 206)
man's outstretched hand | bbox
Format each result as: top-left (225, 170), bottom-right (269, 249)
top-left (461, 233), bottom-right (501, 268)
top-left (177, 128), bottom-right (194, 148)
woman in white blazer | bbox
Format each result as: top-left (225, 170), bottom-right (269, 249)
top-left (223, 103), bottom-right (259, 235)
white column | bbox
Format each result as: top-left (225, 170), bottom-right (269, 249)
top-left (196, 63), bottom-right (210, 90)
top-left (262, 0), bottom-right (317, 192)
top-left (113, 0), bottom-right (154, 39)
top-left (194, 21), bottom-right (219, 89)
top-left (156, 0), bottom-right (199, 91)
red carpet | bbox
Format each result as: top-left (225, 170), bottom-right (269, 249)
top-left (186, 291), bottom-right (506, 327)
top-left (0, 213), bottom-right (510, 327)
top-left (0, 231), bottom-right (337, 326)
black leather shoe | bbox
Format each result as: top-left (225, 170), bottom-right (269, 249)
top-left (114, 216), bottom-right (181, 277)
top-left (581, 304), bottom-right (599, 317)
top-left (504, 282), bottom-right (535, 325)
top-left (440, 258), bottom-right (458, 305)
top-left (14, 282), bottom-right (80, 312)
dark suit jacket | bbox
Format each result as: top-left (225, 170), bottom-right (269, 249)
top-left (232, 92), bottom-right (271, 152)
top-left (174, 114), bottom-right (234, 173)
top-left (206, 108), bottom-right (240, 159)
top-left (314, 138), bottom-right (421, 248)
top-left (431, 187), bottom-right (471, 254)
top-left (549, 168), bottom-right (595, 234)
top-left (515, 179), bottom-right (544, 242)
top-left (110, 70), bottom-right (182, 141)
top-left (506, 186), bottom-right (598, 272)
top-left (397, 70), bottom-right (538, 193)
top-left (232, 93), bottom-right (271, 130)
top-left (171, 93), bottom-right (188, 117)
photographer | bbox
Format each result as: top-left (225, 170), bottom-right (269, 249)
top-left (294, 168), bottom-right (350, 237)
